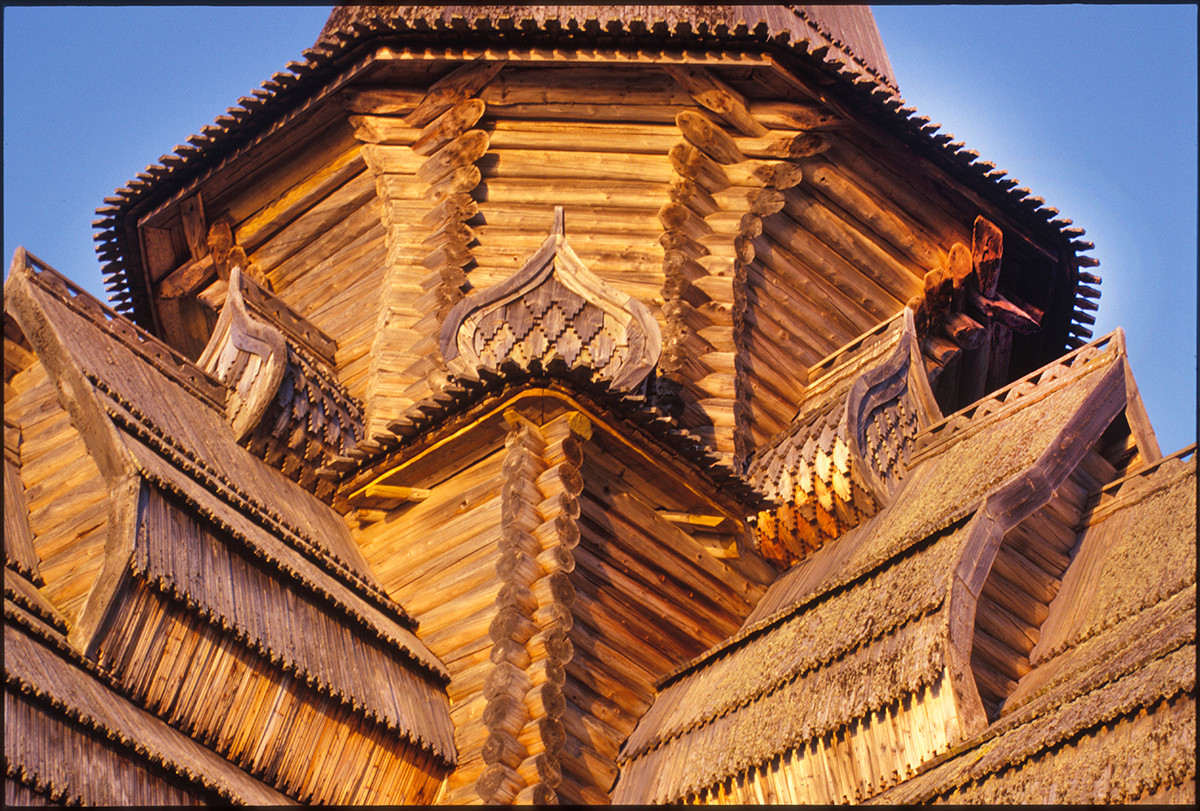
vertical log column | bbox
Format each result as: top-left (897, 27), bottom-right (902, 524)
top-left (478, 411), bottom-right (588, 804)
top-left (478, 414), bottom-right (547, 804)
top-left (518, 412), bottom-right (588, 804)
top-left (354, 62), bottom-right (501, 438)
top-left (660, 107), bottom-right (799, 468)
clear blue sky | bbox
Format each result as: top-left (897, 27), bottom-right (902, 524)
top-left (4, 5), bottom-right (1196, 454)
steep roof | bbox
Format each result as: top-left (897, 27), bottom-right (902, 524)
top-left (613, 330), bottom-right (1170, 803)
top-left (873, 449), bottom-right (1196, 804)
top-left (5, 594), bottom-right (294, 805)
top-left (5, 249), bottom-right (457, 763)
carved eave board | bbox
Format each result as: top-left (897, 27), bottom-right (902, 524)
top-left (197, 266), bottom-right (288, 441)
top-left (440, 208), bottom-right (662, 392)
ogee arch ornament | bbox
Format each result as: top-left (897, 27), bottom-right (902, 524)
top-left (439, 207), bottom-right (662, 392)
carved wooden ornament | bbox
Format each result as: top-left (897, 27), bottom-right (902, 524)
top-left (197, 265), bottom-right (288, 440)
top-left (440, 207), bottom-right (662, 391)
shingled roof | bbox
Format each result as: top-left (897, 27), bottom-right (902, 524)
top-left (613, 329), bottom-right (1182, 804)
top-left (5, 596), bottom-right (294, 805)
top-left (873, 448), bottom-right (1196, 804)
top-left (318, 5), bottom-right (898, 90)
top-left (5, 250), bottom-right (457, 768)
top-left (92, 4), bottom-right (1097, 350)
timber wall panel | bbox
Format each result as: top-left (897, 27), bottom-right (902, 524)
top-left (6, 360), bottom-right (108, 627)
top-left (353, 449), bottom-right (508, 803)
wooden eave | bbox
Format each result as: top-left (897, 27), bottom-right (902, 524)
top-left (4, 255), bottom-right (448, 649)
top-left (4, 598), bottom-right (294, 805)
top-left (96, 18), bottom-right (1096, 357)
top-left (336, 376), bottom-right (763, 528)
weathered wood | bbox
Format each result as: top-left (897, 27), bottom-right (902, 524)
top-left (676, 110), bottom-right (745, 164)
top-left (179, 194), bottom-right (208, 261)
top-left (941, 310), bottom-right (987, 350)
top-left (967, 287), bottom-right (1041, 334)
top-left (340, 85), bottom-right (425, 115)
top-left (803, 161), bottom-right (942, 271)
top-left (669, 142), bottom-right (731, 191)
top-left (663, 64), bottom-right (768, 136)
top-left (406, 59), bottom-right (505, 128)
top-left (783, 188), bottom-right (925, 299)
top-left (972, 215), bottom-right (1004, 297)
top-left (415, 129), bottom-right (491, 186)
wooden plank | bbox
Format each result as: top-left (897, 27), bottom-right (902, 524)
top-left (179, 194), bottom-right (208, 261)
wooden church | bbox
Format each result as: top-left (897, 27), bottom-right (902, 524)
top-left (5, 5), bottom-right (1194, 805)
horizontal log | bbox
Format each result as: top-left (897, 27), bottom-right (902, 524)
top-left (479, 65), bottom-right (692, 110)
top-left (744, 255), bottom-right (864, 348)
top-left (416, 130), bottom-right (492, 186)
top-left (972, 624), bottom-right (1031, 680)
top-left (237, 146), bottom-right (368, 253)
top-left (975, 592), bottom-right (1039, 652)
top-left (803, 161), bottom-right (943, 271)
top-left (747, 99), bottom-right (843, 131)
top-left (349, 114), bottom-right (419, 145)
top-left (476, 177), bottom-right (667, 209)
top-left (486, 118), bottom-right (679, 155)
top-left (783, 188), bottom-right (924, 299)
top-left (340, 85), bottom-right (424, 115)
top-left (669, 177), bottom-right (719, 216)
top-left (676, 110), bottom-right (744, 164)
top-left (478, 148), bottom-right (675, 183)
top-left (756, 220), bottom-right (898, 325)
top-left (406, 59), bottom-right (505, 128)
top-left (413, 98), bottom-right (487, 156)
top-left (669, 142), bottom-right (730, 191)
top-left (988, 543), bottom-right (1060, 605)
top-left (663, 63), bottom-right (768, 136)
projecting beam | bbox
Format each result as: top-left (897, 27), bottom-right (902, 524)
top-left (662, 64), bottom-right (769, 137)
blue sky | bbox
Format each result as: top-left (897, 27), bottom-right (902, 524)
top-left (4, 5), bottom-right (1196, 454)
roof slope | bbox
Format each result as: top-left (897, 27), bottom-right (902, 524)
top-left (318, 5), bottom-right (896, 89)
top-left (5, 596), bottom-right (292, 805)
top-left (4, 250), bottom-right (456, 763)
top-left (874, 449), bottom-right (1196, 804)
top-left (613, 331), bottom-right (1151, 804)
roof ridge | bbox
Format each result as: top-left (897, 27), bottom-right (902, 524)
top-left (15, 250), bottom-right (225, 411)
top-left (911, 330), bottom-right (1122, 462)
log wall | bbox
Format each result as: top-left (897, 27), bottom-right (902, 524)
top-left (354, 448), bottom-right (507, 803)
top-left (145, 61), bottom-right (1042, 466)
top-left (563, 438), bottom-right (772, 803)
top-left (249, 162), bottom-right (389, 407)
